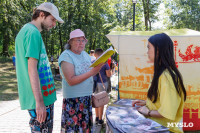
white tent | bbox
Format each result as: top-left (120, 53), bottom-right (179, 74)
top-left (106, 29), bottom-right (200, 130)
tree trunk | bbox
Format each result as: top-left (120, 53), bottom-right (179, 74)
top-left (92, 37), bottom-right (96, 50)
top-left (142, 0), bottom-right (149, 31)
top-left (50, 35), bottom-right (54, 56)
top-left (58, 24), bottom-right (63, 52)
top-left (68, 0), bottom-right (73, 37)
top-left (147, 0), bottom-right (150, 30)
top-left (77, 0), bottom-right (81, 29)
top-left (45, 32), bottom-right (48, 53)
top-left (89, 34), bottom-right (92, 50)
top-left (1, 0), bottom-right (9, 57)
top-left (84, 0), bottom-right (88, 36)
top-left (149, 20), bottom-right (152, 31)
top-left (2, 33), bottom-right (9, 57)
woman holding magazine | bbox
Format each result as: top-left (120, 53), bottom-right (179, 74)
top-left (58, 29), bottom-right (104, 132)
top-left (132, 33), bottom-right (187, 133)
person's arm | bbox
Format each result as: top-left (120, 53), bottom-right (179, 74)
top-left (106, 69), bottom-right (111, 77)
top-left (105, 63), bottom-right (112, 77)
top-left (148, 110), bottom-right (163, 118)
top-left (28, 57), bottom-right (46, 123)
top-left (137, 106), bottom-right (163, 118)
top-left (61, 61), bottom-right (104, 86)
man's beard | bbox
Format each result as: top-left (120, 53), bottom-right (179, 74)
top-left (41, 22), bottom-right (49, 31)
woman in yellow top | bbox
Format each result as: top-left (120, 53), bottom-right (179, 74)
top-left (132, 33), bottom-right (187, 133)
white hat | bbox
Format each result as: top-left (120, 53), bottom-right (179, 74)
top-left (37, 2), bottom-right (64, 23)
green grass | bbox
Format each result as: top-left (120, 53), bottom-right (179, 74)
top-left (0, 56), bottom-right (12, 63)
top-left (0, 57), bottom-right (62, 101)
top-left (0, 60), bottom-right (18, 101)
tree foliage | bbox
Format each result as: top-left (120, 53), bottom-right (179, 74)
top-left (141, 0), bottom-right (161, 31)
top-left (0, 0), bottom-right (118, 56)
top-left (0, 0), bottom-right (167, 57)
top-left (165, 0), bottom-right (200, 31)
top-left (112, 0), bottom-right (144, 31)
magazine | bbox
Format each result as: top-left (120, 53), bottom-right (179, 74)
top-left (113, 99), bottom-right (134, 107)
top-left (113, 99), bottom-right (145, 107)
top-left (106, 106), bottom-right (169, 133)
top-left (90, 46), bottom-right (115, 67)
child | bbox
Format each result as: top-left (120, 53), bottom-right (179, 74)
top-left (12, 53), bottom-right (16, 69)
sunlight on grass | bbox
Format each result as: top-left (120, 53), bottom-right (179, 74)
top-left (0, 58), bottom-right (18, 100)
top-left (2, 89), bottom-right (18, 93)
top-left (54, 80), bottom-right (62, 89)
top-left (0, 57), bottom-right (62, 101)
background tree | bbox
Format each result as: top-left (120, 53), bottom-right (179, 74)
top-left (1, 0), bottom-right (189, 57)
top-left (112, 0), bottom-right (144, 31)
top-left (112, 0), bottom-right (161, 31)
top-left (0, 0), bottom-right (40, 56)
top-left (165, 0), bottom-right (200, 31)
top-left (141, 0), bottom-right (161, 31)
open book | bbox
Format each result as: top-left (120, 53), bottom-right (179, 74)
top-left (90, 46), bottom-right (115, 67)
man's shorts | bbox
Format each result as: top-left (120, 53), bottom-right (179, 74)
top-left (28, 104), bottom-right (54, 133)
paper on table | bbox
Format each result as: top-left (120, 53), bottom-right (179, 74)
top-left (113, 99), bottom-right (134, 106)
top-left (106, 106), bottom-right (169, 132)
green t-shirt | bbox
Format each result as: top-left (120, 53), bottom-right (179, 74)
top-left (15, 23), bottom-right (56, 110)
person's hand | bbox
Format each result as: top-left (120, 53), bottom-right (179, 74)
top-left (132, 100), bottom-right (146, 107)
top-left (137, 106), bottom-right (150, 116)
top-left (90, 63), bottom-right (105, 76)
top-left (36, 102), bottom-right (47, 123)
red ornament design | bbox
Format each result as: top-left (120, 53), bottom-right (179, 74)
top-left (49, 90), bottom-right (52, 95)
top-left (43, 91), bottom-right (48, 96)
top-left (42, 86), bottom-right (47, 90)
top-left (48, 84), bottom-right (51, 89)
top-left (179, 45), bottom-right (200, 62)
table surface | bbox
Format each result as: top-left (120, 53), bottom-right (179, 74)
top-left (106, 99), bottom-right (170, 133)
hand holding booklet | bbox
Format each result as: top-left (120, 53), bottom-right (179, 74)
top-left (90, 46), bottom-right (115, 67)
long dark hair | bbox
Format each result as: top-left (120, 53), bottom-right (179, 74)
top-left (147, 33), bottom-right (187, 103)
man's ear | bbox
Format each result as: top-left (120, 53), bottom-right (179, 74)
top-left (39, 12), bottom-right (45, 18)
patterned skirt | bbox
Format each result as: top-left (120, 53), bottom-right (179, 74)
top-left (61, 95), bottom-right (93, 133)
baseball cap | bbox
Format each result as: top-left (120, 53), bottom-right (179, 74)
top-left (68, 29), bottom-right (88, 43)
top-left (37, 2), bottom-right (64, 23)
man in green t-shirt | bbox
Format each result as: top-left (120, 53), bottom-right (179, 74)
top-left (15, 2), bottom-right (64, 132)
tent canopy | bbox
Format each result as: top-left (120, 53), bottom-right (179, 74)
top-left (106, 29), bottom-right (200, 51)
top-left (107, 28), bottom-right (200, 36)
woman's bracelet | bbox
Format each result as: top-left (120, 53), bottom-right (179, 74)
top-left (148, 110), bottom-right (152, 117)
